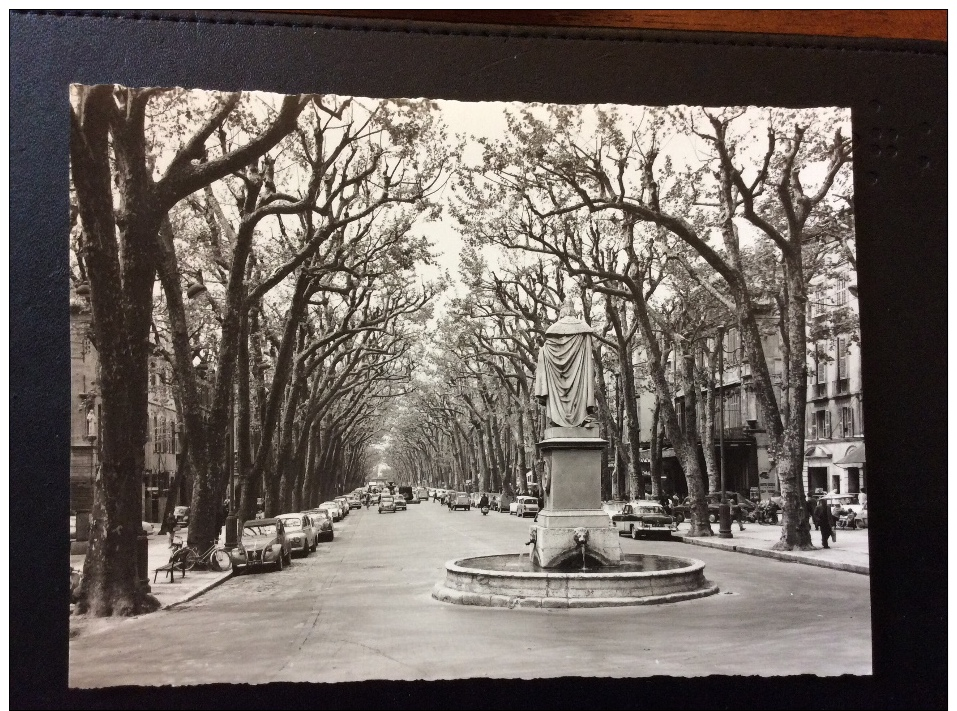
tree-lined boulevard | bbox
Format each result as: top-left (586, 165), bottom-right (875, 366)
top-left (69, 503), bottom-right (871, 685)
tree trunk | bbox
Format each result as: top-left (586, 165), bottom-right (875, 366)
top-left (771, 260), bottom-right (814, 550)
top-left (649, 396), bottom-right (663, 497)
top-left (629, 290), bottom-right (712, 536)
top-left (71, 86), bottom-right (160, 615)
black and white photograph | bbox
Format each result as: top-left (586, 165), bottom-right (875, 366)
top-left (11, 10), bottom-right (946, 710)
top-left (66, 85), bottom-right (871, 685)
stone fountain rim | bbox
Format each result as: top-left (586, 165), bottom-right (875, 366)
top-left (446, 553), bottom-right (706, 579)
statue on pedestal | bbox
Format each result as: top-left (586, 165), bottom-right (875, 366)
top-left (534, 299), bottom-right (597, 429)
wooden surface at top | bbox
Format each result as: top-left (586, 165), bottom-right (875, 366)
top-left (278, 10), bottom-right (945, 43)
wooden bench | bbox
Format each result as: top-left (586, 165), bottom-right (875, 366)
top-left (153, 559), bottom-right (188, 584)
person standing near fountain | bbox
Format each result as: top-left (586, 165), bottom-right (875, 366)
top-left (530, 299), bottom-right (622, 568)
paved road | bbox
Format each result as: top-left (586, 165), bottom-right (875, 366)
top-left (69, 500), bottom-right (872, 687)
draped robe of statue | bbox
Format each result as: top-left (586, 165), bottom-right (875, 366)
top-left (534, 315), bottom-right (597, 428)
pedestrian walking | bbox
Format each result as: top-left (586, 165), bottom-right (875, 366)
top-left (813, 499), bottom-right (835, 548)
top-left (732, 501), bottom-right (746, 531)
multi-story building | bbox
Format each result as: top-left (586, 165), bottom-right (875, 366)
top-left (803, 266), bottom-right (865, 496)
top-left (636, 260), bottom-right (862, 503)
top-left (69, 290), bottom-right (181, 526)
top-left (70, 296), bottom-right (98, 530)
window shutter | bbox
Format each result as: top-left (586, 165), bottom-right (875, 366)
top-left (837, 338), bottom-right (847, 379)
top-left (808, 414), bottom-right (817, 440)
top-left (816, 353), bottom-right (826, 383)
top-left (824, 410), bottom-right (832, 439)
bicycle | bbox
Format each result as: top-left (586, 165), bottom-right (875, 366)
top-left (169, 535), bottom-right (232, 572)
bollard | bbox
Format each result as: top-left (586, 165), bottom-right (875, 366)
top-left (224, 514), bottom-right (239, 550)
top-left (136, 526), bottom-right (151, 594)
top-left (718, 502), bottom-right (734, 539)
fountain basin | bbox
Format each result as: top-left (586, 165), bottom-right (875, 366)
top-left (432, 553), bottom-right (719, 608)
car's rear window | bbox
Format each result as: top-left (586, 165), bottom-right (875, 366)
top-left (244, 524), bottom-right (277, 537)
top-left (279, 518), bottom-right (302, 529)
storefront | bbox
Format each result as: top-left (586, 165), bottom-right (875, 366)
top-left (803, 441), bottom-right (866, 496)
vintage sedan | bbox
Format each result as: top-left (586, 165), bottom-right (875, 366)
top-left (319, 501), bottom-right (342, 522)
top-left (229, 518), bottom-right (292, 572)
top-left (611, 501), bottom-right (677, 539)
top-left (449, 492), bottom-right (471, 511)
top-left (334, 497), bottom-right (350, 517)
top-left (514, 496), bottom-right (540, 518)
top-left (393, 496), bottom-right (408, 511)
top-left (347, 496), bottom-right (362, 510)
top-left (601, 500), bottom-right (629, 521)
top-left (379, 495), bottom-right (397, 513)
top-left (304, 508), bottom-right (335, 542)
top-left (277, 513), bottom-right (317, 556)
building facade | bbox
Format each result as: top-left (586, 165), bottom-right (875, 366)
top-left (69, 293), bottom-right (181, 525)
top-left (635, 259), bottom-right (863, 504)
top-left (803, 265), bottom-right (865, 496)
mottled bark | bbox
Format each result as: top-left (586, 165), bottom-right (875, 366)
top-left (71, 86), bottom-right (161, 616)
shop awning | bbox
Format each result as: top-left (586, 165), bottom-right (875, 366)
top-left (833, 443), bottom-right (866, 468)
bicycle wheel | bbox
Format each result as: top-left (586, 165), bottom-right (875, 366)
top-left (181, 548), bottom-right (200, 571)
top-left (210, 549), bottom-right (232, 572)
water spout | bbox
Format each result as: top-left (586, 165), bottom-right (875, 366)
top-left (573, 528), bottom-right (590, 570)
top-left (525, 526), bottom-right (538, 562)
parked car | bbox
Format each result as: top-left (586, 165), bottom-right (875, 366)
top-left (277, 513), bottom-right (317, 556)
top-left (319, 501), bottom-right (342, 522)
top-left (602, 500), bottom-right (629, 521)
top-left (334, 497), bottom-right (350, 517)
top-left (449, 492), bottom-right (471, 511)
top-left (673, 493), bottom-right (755, 524)
top-left (515, 496), bottom-right (540, 518)
top-left (416, 487), bottom-right (430, 502)
top-left (611, 501), bottom-right (677, 538)
top-left (379, 495), bottom-right (397, 513)
top-left (173, 505), bottom-right (190, 527)
top-left (498, 494), bottom-right (513, 513)
top-left (509, 499), bottom-right (519, 515)
top-left (393, 496), bottom-right (408, 511)
top-left (347, 496), bottom-right (362, 510)
top-left (304, 508), bottom-right (334, 542)
top-left (229, 518), bottom-right (292, 572)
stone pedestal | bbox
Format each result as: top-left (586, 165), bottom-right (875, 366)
top-left (531, 427), bottom-right (621, 568)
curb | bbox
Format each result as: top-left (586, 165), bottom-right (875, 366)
top-left (674, 535), bottom-right (869, 576)
top-left (162, 570), bottom-right (234, 609)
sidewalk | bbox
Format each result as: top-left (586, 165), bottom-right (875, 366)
top-left (673, 520), bottom-right (869, 575)
top-left (70, 527), bottom-right (234, 611)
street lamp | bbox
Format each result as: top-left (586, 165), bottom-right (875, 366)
top-left (717, 326), bottom-right (733, 539)
top-left (224, 385), bottom-right (238, 549)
